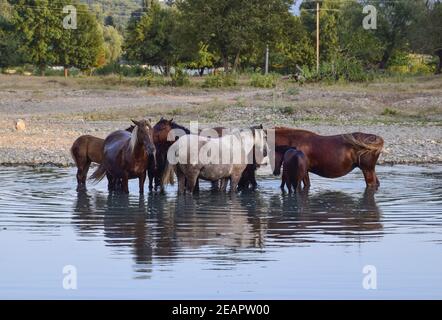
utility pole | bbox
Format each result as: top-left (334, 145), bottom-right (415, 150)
top-left (316, 1), bottom-right (320, 73)
top-left (265, 45), bottom-right (269, 75)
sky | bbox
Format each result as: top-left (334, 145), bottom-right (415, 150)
top-left (291, 0), bottom-right (303, 16)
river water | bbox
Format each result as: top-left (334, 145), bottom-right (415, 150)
top-left (0, 164), bottom-right (441, 299)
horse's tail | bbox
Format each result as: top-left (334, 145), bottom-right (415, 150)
top-left (343, 133), bottom-right (384, 158)
top-left (161, 161), bottom-right (175, 187)
top-left (89, 163), bottom-right (107, 183)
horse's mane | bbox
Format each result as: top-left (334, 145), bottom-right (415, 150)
top-left (171, 121), bottom-right (190, 134)
top-left (129, 125), bottom-right (139, 154)
top-left (154, 119), bottom-right (190, 134)
top-left (342, 133), bottom-right (384, 157)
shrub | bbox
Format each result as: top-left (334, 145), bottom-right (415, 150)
top-left (300, 57), bottom-right (371, 83)
top-left (137, 71), bottom-right (166, 87)
top-left (381, 107), bottom-right (399, 116)
top-left (170, 68), bottom-right (190, 87)
top-left (250, 73), bottom-right (278, 88)
top-left (202, 73), bottom-right (237, 88)
top-left (280, 106), bottom-right (294, 115)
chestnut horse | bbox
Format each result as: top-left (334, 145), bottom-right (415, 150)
top-left (271, 128), bottom-right (384, 188)
top-left (90, 120), bottom-right (156, 194)
top-left (71, 125), bottom-right (134, 191)
top-left (151, 118), bottom-right (191, 191)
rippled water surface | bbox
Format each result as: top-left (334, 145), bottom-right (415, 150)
top-left (0, 165), bottom-right (441, 299)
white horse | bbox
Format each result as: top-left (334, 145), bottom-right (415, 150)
top-left (162, 128), bottom-right (267, 194)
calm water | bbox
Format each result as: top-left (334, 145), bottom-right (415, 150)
top-left (0, 165), bottom-right (441, 299)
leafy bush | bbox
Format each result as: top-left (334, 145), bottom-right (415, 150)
top-left (280, 106), bottom-right (294, 115)
top-left (381, 108), bottom-right (399, 116)
top-left (137, 70), bottom-right (166, 87)
top-left (170, 68), bottom-right (190, 87)
top-left (300, 57), bottom-right (372, 82)
top-left (250, 73), bottom-right (278, 88)
top-left (202, 73), bottom-right (237, 88)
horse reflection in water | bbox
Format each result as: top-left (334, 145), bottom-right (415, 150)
top-left (73, 188), bottom-right (382, 274)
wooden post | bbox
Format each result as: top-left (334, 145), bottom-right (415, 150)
top-left (316, 1), bottom-right (320, 73)
top-left (265, 45), bottom-right (269, 75)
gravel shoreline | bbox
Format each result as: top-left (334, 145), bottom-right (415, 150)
top-left (1, 75), bottom-right (441, 167)
top-left (0, 119), bottom-right (441, 167)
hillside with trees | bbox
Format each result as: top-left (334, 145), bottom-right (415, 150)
top-left (1, 0), bottom-right (441, 80)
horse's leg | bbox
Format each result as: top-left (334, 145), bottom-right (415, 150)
top-left (106, 173), bottom-right (114, 192)
top-left (303, 172), bottom-right (311, 188)
top-left (250, 171), bottom-right (258, 190)
top-left (280, 175), bottom-right (285, 191)
top-left (147, 168), bottom-right (154, 191)
top-left (194, 178), bottom-right (200, 192)
top-left (230, 175), bottom-right (241, 193)
top-left (187, 174), bottom-right (199, 194)
top-left (76, 158), bottom-right (89, 191)
top-left (362, 169), bottom-right (379, 189)
top-left (122, 174), bottom-right (129, 194)
top-left (81, 160), bottom-right (91, 186)
top-left (176, 168), bottom-right (186, 195)
top-left (139, 172), bottom-right (146, 194)
top-left (220, 178), bottom-right (229, 192)
top-left (76, 167), bottom-right (85, 191)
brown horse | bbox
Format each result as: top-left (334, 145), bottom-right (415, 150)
top-left (271, 127), bottom-right (384, 188)
top-left (71, 125), bottom-right (134, 191)
top-left (90, 120), bottom-right (156, 194)
top-left (151, 118), bottom-right (191, 191)
top-left (278, 146), bottom-right (309, 193)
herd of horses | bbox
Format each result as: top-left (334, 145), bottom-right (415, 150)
top-left (70, 118), bottom-right (384, 194)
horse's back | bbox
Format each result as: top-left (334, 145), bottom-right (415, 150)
top-left (71, 135), bottom-right (104, 164)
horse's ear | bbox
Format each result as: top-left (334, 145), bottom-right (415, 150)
top-left (131, 119), bottom-right (140, 127)
top-left (259, 124), bottom-right (263, 129)
top-left (169, 118), bottom-right (174, 123)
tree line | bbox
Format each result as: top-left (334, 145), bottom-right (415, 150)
top-left (0, 0), bottom-right (441, 78)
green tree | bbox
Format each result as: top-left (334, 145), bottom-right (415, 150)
top-left (186, 42), bottom-right (216, 76)
top-left (272, 15), bottom-right (315, 72)
top-left (337, 1), bottom-right (384, 67)
top-left (300, 0), bottom-right (341, 63)
top-left (103, 25), bottom-right (123, 64)
top-left (369, 0), bottom-right (425, 68)
top-left (13, 0), bottom-right (64, 75)
top-left (410, 0), bottom-right (442, 73)
top-left (178, 0), bottom-right (294, 72)
top-left (125, 1), bottom-right (179, 75)
top-left (54, 2), bottom-right (105, 76)
top-left (1, 0), bottom-right (25, 68)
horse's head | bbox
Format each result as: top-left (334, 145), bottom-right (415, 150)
top-left (153, 117), bottom-right (175, 144)
top-left (132, 119), bottom-right (157, 168)
top-left (154, 117), bottom-right (190, 146)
